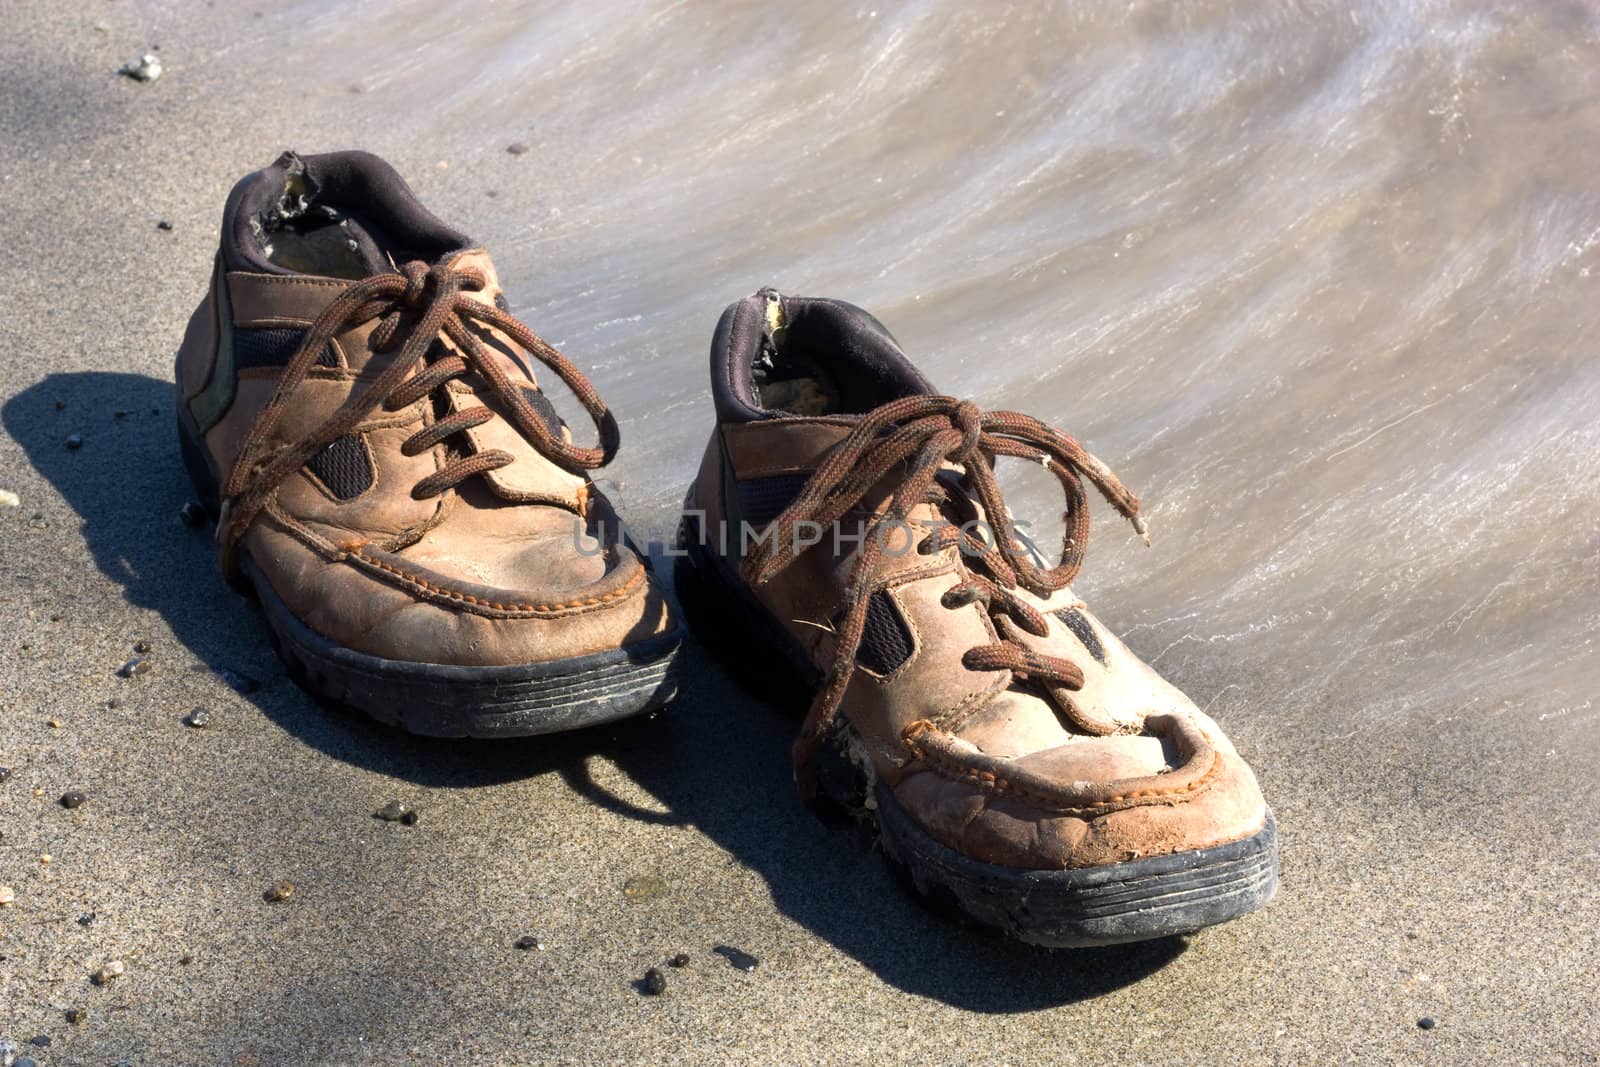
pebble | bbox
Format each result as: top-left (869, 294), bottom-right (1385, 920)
top-left (507, 142), bottom-right (530, 156)
top-left (54, 399), bottom-right (65, 410)
top-left (15, 1059), bottom-right (35, 1067)
top-left (667, 952), bottom-right (690, 968)
top-left (65, 1008), bottom-right (86, 1024)
top-left (178, 500), bottom-right (207, 527)
top-left (117, 657), bottom-right (151, 678)
top-left (373, 800), bottom-right (412, 822)
top-left (77, 912), bottom-right (95, 926)
top-left (0, 885), bottom-right (15, 906)
top-left (26, 1038), bottom-right (48, 1049)
top-left (47, 718), bottom-right (61, 729)
top-left (713, 944), bottom-right (760, 972)
top-left (118, 53), bottom-right (163, 82)
top-left (401, 810), bottom-right (419, 826)
top-left (263, 880), bottom-right (295, 903)
top-left (641, 967), bottom-right (667, 996)
top-left (513, 935), bottom-right (544, 951)
top-left (0, 766), bottom-right (10, 783)
top-left (622, 875), bottom-right (667, 901)
top-left (60, 790), bottom-right (87, 809)
top-left (64, 434), bottom-right (83, 450)
top-left (156, 220), bottom-right (173, 231)
top-left (0, 489), bottom-right (18, 508)
top-left (183, 708), bottom-right (212, 728)
top-left (133, 639), bottom-right (152, 654)
top-left (179, 954), bottom-right (193, 965)
top-left (92, 959), bottom-right (126, 985)
top-left (1418, 1017), bottom-right (1436, 1030)
top-left (107, 698), bottom-right (123, 709)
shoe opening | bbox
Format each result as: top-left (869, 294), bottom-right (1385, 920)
top-left (222, 150), bottom-right (472, 278)
top-left (712, 289), bottom-right (936, 422)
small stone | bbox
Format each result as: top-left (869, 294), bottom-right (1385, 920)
top-left (373, 800), bottom-right (412, 822)
top-left (118, 54), bottom-right (163, 82)
top-left (0, 766), bottom-right (10, 783)
top-left (39, 854), bottom-right (51, 864)
top-left (156, 220), bottom-right (173, 231)
top-left (263, 880), bottom-right (295, 902)
top-left (60, 790), bottom-right (87, 809)
top-left (65, 1008), bottom-right (87, 1024)
top-left (26, 1037), bottom-right (48, 1049)
top-left (178, 500), bottom-right (207, 527)
top-left (641, 967), bottom-right (667, 996)
top-left (77, 912), bottom-right (95, 926)
top-left (91, 959), bottom-right (126, 985)
top-left (15, 1058), bottom-right (35, 1067)
top-left (47, 718), bottom-right (62, 729)
top-left (622, 875), bottom-right (667, 900)
top-left (400, 810), bottom-right (419, 826)
top-left (0, 489), bottom-right (18, 508)
top-left (133, 639), bottom-right (152, 653)
top-left (179, 953), bottom-right (194, 965)
top-left (0, 885), bottom-right (15, 906)
top-left (54, 399), bottom-right (65, 410)
top-left (713, 944), bottom-right (759, 972)
top-left (506, 142), bottom-right (530, 156)
top-left (64, 434), bottom-right (83, 450)
top-left (117, 657), bottom-right (150, 678)
top-left (667, 952), bottom-right (690, 968)
top-left (514, 935), bottom-right (544, 951)
top-left (1418, 1017), bottom-right (1436, 1030)
top-left (183, 707), bottom-right (212, 728)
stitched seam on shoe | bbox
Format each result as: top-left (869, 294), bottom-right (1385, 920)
top-left (349, 550), bottom-right (644, 614)
top-left (902, 724), bottom-right (1225, 814)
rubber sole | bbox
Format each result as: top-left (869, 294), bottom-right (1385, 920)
top-left (178, 409), bottom-right (683, 737)
top-left (673, 526), bottom-right (1278, 947)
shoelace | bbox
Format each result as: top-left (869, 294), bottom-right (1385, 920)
top-left (217, 261), bottom-right (619, 575)
top-left (743, 395), bottom-right (1147, 795)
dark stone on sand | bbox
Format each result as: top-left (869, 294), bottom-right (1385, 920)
top-left (65, 1007), bottom-right (86, 1024)
top-left (117, 657), bottom-right (150, 678)
top-left (1418, 1017), bottom-right (1436, 1030)
top-left (713, 944), bottom-right (759, 972)
top-left (641, 967), bottom-right (666, 995)
top-left (374, 800), bottom-right (412, 822)
top-left (183, 708), bottom-right (211, 728)
top-left (0, 766), bottom-right (10, 784)
top-left (157, 220), bottom-right (173, 231)
top-left (60, 790), bottom-right (87, 809)
top-left (507, 142), bottom-right (529, 156)
top-left (263, 880), bottom-right (295, 903)
top-left (668, 952), bottom-right (690, 968)
top-left (133, 639), bottom-right (152, 654)
top-left (514, 935), bottom-right (544, 951)
top-left (29, 1035), bottom-right (51, 1047)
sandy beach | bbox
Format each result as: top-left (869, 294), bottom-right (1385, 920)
top-left (2, 2), bottom-right (1597, 1064)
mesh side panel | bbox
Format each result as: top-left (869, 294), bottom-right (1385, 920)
top-left (1054, 606), bottom-right (1107, 665)
top-left (305, 433), bottom-right (373, 500)
top-left (857, 590), bottom-right (913, 674)
top-left (233, 327), bottom-right (338, 369)
top-left (734, 473), bottom-right (811, 528)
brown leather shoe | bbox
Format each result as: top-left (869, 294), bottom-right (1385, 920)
top-left (175, 151), bottom-right (682, 736)
top-left (676, 289), bottom-right (1276, 945)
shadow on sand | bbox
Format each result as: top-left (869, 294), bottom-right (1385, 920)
top-left (4, 371), bottom-right (1185, 1013)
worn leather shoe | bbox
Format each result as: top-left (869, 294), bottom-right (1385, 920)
top-left (676, 289), bottom-right (1276, 945)
top-left (175, 150), bottom-right (682, 736)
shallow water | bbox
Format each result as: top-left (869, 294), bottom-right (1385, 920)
top-left (188, 1), bottom-right (1598, 767)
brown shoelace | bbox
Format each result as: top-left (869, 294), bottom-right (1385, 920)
top-left (217, 260), bottom-right (619, 575)
top-left (742, 395), bottom-right (1147, 794)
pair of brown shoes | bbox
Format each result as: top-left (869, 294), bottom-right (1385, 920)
top-left (176, 151), bottom-right (1276, 947)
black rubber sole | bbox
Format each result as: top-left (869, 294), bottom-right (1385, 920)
top-left (673, 528), bottom-right (1278, 947)
top-left (178, 411), bottom-right (683, 737)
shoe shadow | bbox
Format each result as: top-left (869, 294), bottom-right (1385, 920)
top-left (5, 371), bottom-right (1181, 1012)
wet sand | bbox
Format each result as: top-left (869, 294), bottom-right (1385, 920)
top-left (1, 2), bottom-right (1597, 1064)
